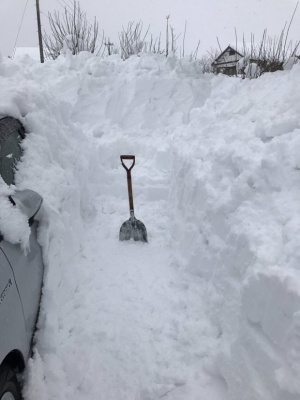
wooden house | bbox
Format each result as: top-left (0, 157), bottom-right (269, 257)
top-left (211, 46), bottom-right (244, 76)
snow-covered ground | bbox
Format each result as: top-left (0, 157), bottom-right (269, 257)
top-left (1, 51), bottom-right (300, 399)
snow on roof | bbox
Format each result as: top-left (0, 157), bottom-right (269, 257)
top-left (13, 47), bottom-right (41, 60)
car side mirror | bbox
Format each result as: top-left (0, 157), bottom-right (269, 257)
top-left (9, 189), bottom-right (43, 221)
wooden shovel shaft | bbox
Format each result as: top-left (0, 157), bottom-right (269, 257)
top-left (120, 155), bottom-right (135, 216)
top-left (126, 169), bottom-right (134, 216)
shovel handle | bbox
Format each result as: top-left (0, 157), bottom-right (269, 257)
top-left (120, 155), bottom-right (135, 216)
top-left (120, 155), bottom-right (135, 171)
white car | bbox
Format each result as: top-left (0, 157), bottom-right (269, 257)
top-left (0, 117), bottom-right (44, 400)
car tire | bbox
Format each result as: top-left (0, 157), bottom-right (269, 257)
top-left (0, 365), bottom-right (22, 400)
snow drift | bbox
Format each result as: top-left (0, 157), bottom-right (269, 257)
top-left (168, 65), bottom-right (300, 400)
top-left (1, 50), bottom-right (300, 399)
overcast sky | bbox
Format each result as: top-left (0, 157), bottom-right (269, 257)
top-left (0, 0), bottom-right (299, 58)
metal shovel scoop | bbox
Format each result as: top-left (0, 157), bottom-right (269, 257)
top-left (119, 155), bottom-right (148, 242)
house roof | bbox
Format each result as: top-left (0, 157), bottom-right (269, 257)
top-left (212, 45), bottom-right (244, 65)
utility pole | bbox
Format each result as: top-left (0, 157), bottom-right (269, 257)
top-left (36, 0), bottom-right (44, 63)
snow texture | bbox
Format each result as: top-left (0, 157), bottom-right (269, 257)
top-left (1, 51), bottom-right (300, 400)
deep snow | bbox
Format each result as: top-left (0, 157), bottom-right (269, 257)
top-left (1, 51), bottom-right (300, 399)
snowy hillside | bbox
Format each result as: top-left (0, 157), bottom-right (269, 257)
top-left (1, 51), bottom-right (300, 400)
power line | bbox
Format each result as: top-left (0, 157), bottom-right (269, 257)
top-left (56, 0), bottom-right (73, 14)
top-left (60, 0), bottom-right (89, 20)
top-left (54, 0), bottom-right (97, 34)
top-left (65, 0), bottom-right (76, 8)
top-left (12, 0), bottom-right (30, 58)
top-left (55, 0), bottom-right (85, 20)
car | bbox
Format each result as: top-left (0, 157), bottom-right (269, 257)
top-left (0, 116), bottom-right (44, 399)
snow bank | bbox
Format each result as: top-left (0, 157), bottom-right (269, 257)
top-left (70, 53), bottom-right (211, 129)
top-left (1, 51), bottom-right (300, 399)
top-left (169, 65), bottom-right (300, 399)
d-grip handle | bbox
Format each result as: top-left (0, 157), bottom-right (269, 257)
top-left (120, 155), bottom-right (135, 217)
top-left (120, 155), bottom-right (135, 171)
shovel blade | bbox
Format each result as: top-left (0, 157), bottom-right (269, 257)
top-left (119, 217), bottom-right (148, 242)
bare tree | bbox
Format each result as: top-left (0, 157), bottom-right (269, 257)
top-left (253, 28), bottom-right (299, 74)
top-left (198, 48), bottom-right (219, 73)
top-left (235, 24), bottom-right (299, 78)
top-left (219, 3), bottom-right (300, 78)
top-left (115, 17), bottom-right (200, 61)
top-left (43, 1), bottom-right (101, 60)
top-left (118, 21), bottom-right (150, 60)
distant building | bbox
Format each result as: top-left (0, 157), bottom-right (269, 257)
top-left (211, 46), bottom-right (244, 76)
top-left (13, 47), bottom-right (40, 61)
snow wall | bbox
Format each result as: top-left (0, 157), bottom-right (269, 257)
top-left (168, 66), bottom-right (300, 400)
top-left (1, 52), bottom-right (300, 399)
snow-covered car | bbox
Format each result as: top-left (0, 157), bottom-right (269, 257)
top-left (0, 116), bottom-right (44, 399)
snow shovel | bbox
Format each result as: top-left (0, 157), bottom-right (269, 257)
top-left (119, 155), bottom-right (148, 242)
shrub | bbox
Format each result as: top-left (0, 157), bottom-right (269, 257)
top-left (43, 1), bottom-right (100, 60)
